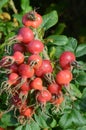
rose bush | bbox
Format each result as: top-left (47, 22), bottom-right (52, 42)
top-left (0, 1), bottom-right (86, 130)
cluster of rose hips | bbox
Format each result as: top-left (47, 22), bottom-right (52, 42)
top-left (0, 10), bottom-right (76, 123)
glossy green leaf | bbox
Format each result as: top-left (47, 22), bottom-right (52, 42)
top-left (21, 0), bottom-right (32, 13)
top-left (70, 83), bottom-right (82, 98)
top-left (13, 14), bottom-right (22, 25)
top-left (76, 72), bottom-right (86, 86)
top-left (15, 125), bottom-right (23, 130)
top-left (59, 108), bottom-right (86, 129)
top-left (75, 43), bottom-right (86, 57)
top-left (34, 114), bottom-right (48, 128)
top-left (54, 46), bottom-right (64, 58)
top-left (1, 111), bottom-right (18, 127)
top-left (81, 88), bottom-right (86, 98)
top-left (0, 0), bottom-right (8, 12)
top-left (49, 118), bottom-right (57, 128)
top-left (47, 35), bottom-right (68, 46)
top-left (41, 10), bottom-right (58, 31)
top-left (55, 23), bottom-right (66, 35)
top-left (59, 113), bottom-right (73, 129)
top-left (49, 46), bottom-right (56, 59)
top-left (72, 109), bottom-right (86, 126)
top-left (0, 120), bottom-right (7, 128)
top-left (64, 37), bottom-right (77, 52)
top-left (23, 124), bottom-right (31, 130)
top-left (29, 120), bottom-right (40, 130)
top-left (80, 97), bottom-right (86, 112)
top-left (79, 88), bottom-right (86, 112)
top-left (76, 125), bottom-right (86, 130)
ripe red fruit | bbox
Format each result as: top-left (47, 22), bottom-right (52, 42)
top-left (0, 51), bottom-right (24, 68)
top-left (59, 51), bottom-right (76, 69)
top-left (18, 63), bottom-right (34, 79)
top-left (22, 11), bottom-right (42, 28)
top-left (20, 107), bottom-right (33, 117)
top-left (13, 51), bottom-right (24, 65)
top-left (47, 83), bottom-right (62, 95)
top-left (37, 89), bottom-right (52, 103)
top-left (56, 96), bottom-right (64, 105)
top-left (1, 72), bottom-right (19, 90)
top-left (30, 77), bottom-right (43, 90)
top-left (28, 54), bottom-right (42, 69)
top-left (20, 90), bottom-right (28, 95)
top-left (35, 60), bottom-right (53, 77)
top-left (9, 63), bottom-right (18, 73)
top-left (13, 43), bottom-right (26, 53)
top-left (21, 80), bottom-right (31, 91)
top-left (51, 96), bottom-right (64, 105)
top-left (16, 27), bottom-right (34, 44)
top-left (26, 39), bottom-right (44, 54)
top-left (56, 70), bottom-right (73, 85)
top-left (8, 72), bottom-right (19, 85)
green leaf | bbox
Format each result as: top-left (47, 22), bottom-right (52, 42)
top-left (55, 23), bottom-right (66, 35)
top-left (15, 125), bottom-right (23, 130)
top-left (70, 83), bottom-right (82, 98)
top-left (76, 125), bottom-right (86, 130)
top-left (72, 109), bottom-right (86, 126)
top-left (0, 0), bottom-right (9, 12)
top-left (79, 88), bottom-right (86, 112)
top-left (47, 35), bottom-right (68, 46)
top-left (49, 118), bottom-right (57, 128)
top-left (81, 88), bottom-right (86, 98)
top-left (49, 46), bottom-right (56, 59)
top-left (76, 72), bottom-right (86, 86)
top-left (59, 108), bottom-right (86, 129)
top-left (23, 124), bottom-right (31, 130)
top-left (1, 111), bottom-right (18, 127)
top-left (0, 120), bottom-right (7, 128)
top-left (21, 0), bottom-right (32, 13)
top-left (29, 120), bottom-right (40, 130)
top-left (13, 14), bottom-right (22, 25)
top-left (59, 113), bottom-right (73, 129)
top-left (41, 10), bottom-right (58, 31)
top-left (80, 97), bottom-right (86, 112)
top-left (34, 114), bottom-right (48, 128)
top-left (75, 43), bottom-right (86, 57)
top-left (64, 37), bottom-right (77, 52)
top-left (55, 46), bottom-right (65, 59)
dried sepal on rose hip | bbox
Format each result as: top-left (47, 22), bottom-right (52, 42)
top-left (0, 27), bottom-right (34, 50)
top-left (22, 10), bottom-right (43, 28)
top-left (0, 51), bottom-right (24, 68)
top-left (28, 54), bottom-right (42, 70)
